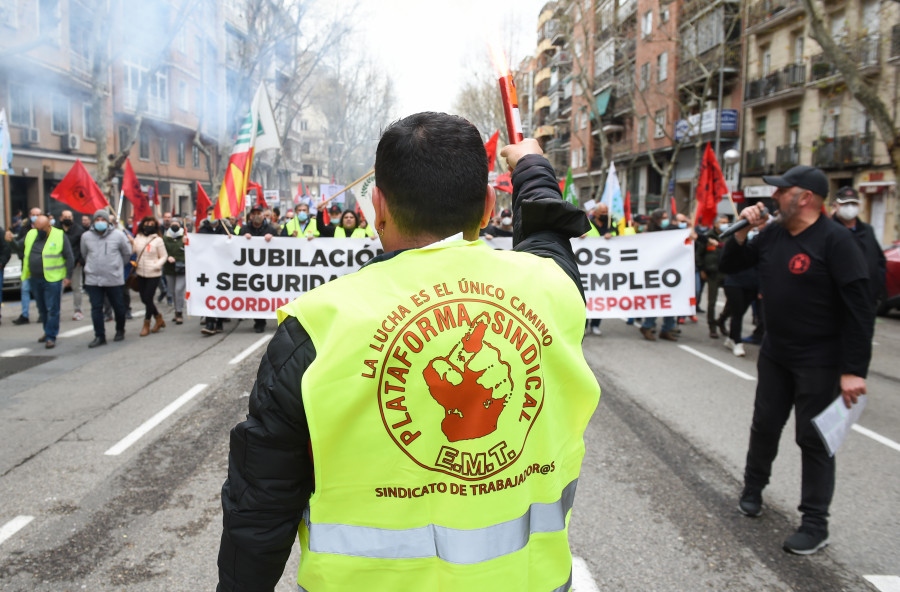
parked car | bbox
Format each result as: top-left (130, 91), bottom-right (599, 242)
top-left (2, 254), bottom-right (22, 296)
top-left (877, 242), bottom-right (900, 316)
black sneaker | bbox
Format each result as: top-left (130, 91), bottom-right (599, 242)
top-left (783, 528), bottom-right (829, 555)
top-left (717, 316), bottom-right (728, 336)
top-left (738, 487), bottom-right (763, 517)
top-left (113, 330), bottom-right (125, 342)
top-left (12, 315), bottom-right (29, 325)
top-left (88, 337), bottom-right (107, 348)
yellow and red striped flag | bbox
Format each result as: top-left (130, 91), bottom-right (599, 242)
top-left (214, 83), bottom-right (280, 219)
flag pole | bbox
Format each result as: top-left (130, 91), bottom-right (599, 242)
top-left (116, 189), bottom-right (125, 222)
top-left (726, 192), bottom-right (739, 217)
top-left (317, 168), bottom-right (374, 208)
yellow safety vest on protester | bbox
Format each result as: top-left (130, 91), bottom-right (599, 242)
top-left (278, 239), bottom-right (601, 592)
top-left (22, 227), bottom-right (66, 282)
top-left (283, 216), bottom-right (319, 237)
top-left (333, 226), bottom-right (367, 238)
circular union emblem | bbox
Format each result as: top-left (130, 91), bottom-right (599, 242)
top-left (378, 299), bottom-right (545, 481)
top-left (789, 253), bottom-right (811, 274)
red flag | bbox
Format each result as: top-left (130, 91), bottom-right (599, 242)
top-left (695, 143), bottom-right (729, 227)
top-left (122, 160), bottom-right (153, 233)
top-left (559, 179), bottom-right (566, 193)
top-left (624, 191), bottom-right (632, 224)
top-left (154, 179), bottom-right (161, 212)
top-left (670, 195), bottom-right (678, 217)
top-left (484, 130), bottom-right (500, 172)
top-left (492, 172), bottom-right (513, 194)
top-left (50, 159), bottom-right (109, 213)
top-left (195, 182), bottom-right (212, 232)
top-left (248, 181), bottom-right (266, 208)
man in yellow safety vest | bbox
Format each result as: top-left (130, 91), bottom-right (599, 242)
top-left (217, 112), bottom-right (601, 591)
top-left (21, 215), bottom-right (74, 348)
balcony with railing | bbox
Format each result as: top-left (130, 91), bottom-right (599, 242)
top-left (682, 0), bottom-right (740, 24)
top-left (677, 43), bottom-right (741, 88)
top-left (774, 143), bottom-right (800, 172)
top-left (812, 133), bottom-right (875, 169)
top-left (745, 0), bottom-right (803, 34)
top-left (123, 90), bottom-right (170, 120)
top-left (809, 34), bottom-right (881, 83)
top-left (744, 64), bottom-right (806, 106)
top-left (594, 68), bottom-right (615, 93)
top-left (745, 148), bottom-right (768, 176)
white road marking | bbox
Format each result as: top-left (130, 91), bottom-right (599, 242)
top-left (572, 556), bottom-right (600, 592)
top-left (229, 335), bottom-right (271, 365)
top-left (852, 425), bottom-right (900, 454)
top-left (0, 348), bottom-right (31, 358)
top-left (58, 325), bottom-right (93, 338)
top-left (678, 345), bottom-right (756, 381)
top-left (864, 575), bottom-right (900, 592)
top-left (0, 516), bottom-right (34, 546)
top-left (104, 383), bottom-right (209, 456)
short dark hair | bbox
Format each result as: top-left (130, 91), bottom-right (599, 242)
top-left (340, 209), bottom-right (359, 229)
top-left (138, 216), bottom-right (159, 234)
top-left (375, 112), bottom-right (488, 237)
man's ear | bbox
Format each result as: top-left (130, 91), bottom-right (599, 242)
top-left (481, 185), bottom-right (497, 229)
top-left (373, 186), bottom-right (388, 231)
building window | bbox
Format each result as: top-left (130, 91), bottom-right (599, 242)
top-left (654, 108), bottom-right (666, 138)
top-left (302, 164), bottom-right (314, 176)
top-left (793, 35), bottom-right (804, 64)
top-left (640, 62), bottom-right (650, 90)
top-left (179, 81), bottom-right (189, 111)
top-left (51, 94), bottom-right (70, 134)
top-left (83, 103), bottom-right (95, 140)
top-left (581, 108), bottom-right (588, 129)
top-left (638, 116), bottom-right (648, 143)
top-left (139, 130), bottom-right (150, 160)
top-left (300, 119), bottom-right (308, 131)
top-left (787, 109), bottom-right (800, 145)
top-left (641, 10), bottom-right (653, 38)
top-left (177, 140), bottom-right (186, 166)
top-left (657, 52), bottom-right (668, 82)
top-left (756, 116), bottom-right (767, 150)
top-left (119, 126), bottom-right (130, 152)
top-left (302, 141), bottom-right (310, 154)
top-left (192, 144), bottom-right (201, 168)
top-left (159, 136), bottom-right (169, 163)
top-left (9, 83), bottom-right (33, 127)
top-left (38, 0), bottom-right (61, 40)
top-left (123, 56), bottom-right (169, 117)
top-left (595, 39), bottom-right (614, 74)
top-left (660, 5), bottom-right (669, 22)
top-left (762, 49), bottom-right (771, 76)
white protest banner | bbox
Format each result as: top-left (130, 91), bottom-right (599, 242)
top-left (185, 231), bottom-right (695, 320)
top-left (575, 230), bottom-right (696, 318)
top-left (184, 234), bottom-right (383, 319)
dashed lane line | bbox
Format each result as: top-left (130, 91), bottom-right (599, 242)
top-left (864, 576), bottom-right (900, 592)
top-left (229, 335), bottom-right (271, 365)
top-left (0, 348), bottom-right (31, 358)
top-left (104, 383), bottom-right (209, 456)
top-left (572, 556), bottom-right (600, 592)
top-left (677, 345), bottom-right (756, 381)
top-left (0, 515), bottom-right (33, 547)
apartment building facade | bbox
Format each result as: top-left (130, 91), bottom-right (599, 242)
top-left (741, 0), bottom-right (899, 244)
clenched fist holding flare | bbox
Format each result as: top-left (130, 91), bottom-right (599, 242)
top-left (490, 41), bottom-right (524, 144)
top-left (423, 313), bottom-right (514, 442)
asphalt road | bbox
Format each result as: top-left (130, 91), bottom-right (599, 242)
top-left (0, 290), bottom-right (897, 591)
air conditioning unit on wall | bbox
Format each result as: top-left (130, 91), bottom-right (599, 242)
top-left (64, 133), bottom-right (80, 151)
top-left (24, 127), bottom-right (40, 144)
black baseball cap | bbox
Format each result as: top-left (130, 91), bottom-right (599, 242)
top-left (500, 209), bottom-right (512, 217)
top-left (763, 165), bottom-right (829, 199)
top-left (834, 186), bottom-right (860, 204)
top-left (328, 204), bottom-right (342, 214)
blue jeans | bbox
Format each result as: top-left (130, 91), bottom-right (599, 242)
top-left (21, 277), bottom-right (31, 318)
top-left (85, 285), bottom-right (126, 338)
top-left (31, 276), bottom-right (62, 339)
top-left (641, 316), bottom-right (675, 333)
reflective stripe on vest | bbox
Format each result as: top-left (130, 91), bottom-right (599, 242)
top-left (22, 227), bottom-right (66, 282)
top-left (306, 478), bottom-right (577, 563)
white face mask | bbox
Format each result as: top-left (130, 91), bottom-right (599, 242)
top-left (837, 204), bottom-right (859, 221)
top-left (501, 217), bottom-right (513, 226)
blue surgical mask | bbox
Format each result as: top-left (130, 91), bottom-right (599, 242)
top-left (719, 223), bottom-right (729, 233)
top-left (677, 222), bottom-right (687, 229)
top-left (30, 215), bottom-right (38, 224)
top-left (660, 219), bottom-right (671, 229)
top-left (94, 221), bottom-right (108, 232)
top-left (331, 216), bottom-right (342, 225)
top-left (297, 212), bottom-right (309, 222)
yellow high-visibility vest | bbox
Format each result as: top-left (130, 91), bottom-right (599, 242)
top-left (284, 216), bottom-right (319, 237)
top-left (333, 226), bottom-right (367, 238)
top-left (22, 227), bottom-right (66, 282)
top-left (278, 239), bottom-right (601, 592)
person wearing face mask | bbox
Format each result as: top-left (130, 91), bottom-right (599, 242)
top-left (481, 208), bottom-right (514, 239)
top-left (831, 187), bottom-right (886, 311)
top-left (281, 203), bottom-right (318, 239)
top-left (163, 217), bottom-right (188, 325)
top-left (581, 203), bottom-right (618, 335)
top-left (20, 215), bottom-right (74, 348)
top-left (81, 209), bottom-right (132, 347)
top-left (639, 209), bottom-right (677, 342)
top-left (132, 216), bottom-right (169, 337)
top-left (720, 165), bottom-right (873, 555)
top-left (57, 210), bottom-right (86, 320)
top-left (314, 203), bottom-right (345, 236)
top-left (5, 207), bottom-right (43, 325)
top-left (242, 205), bottom-right (278, 241)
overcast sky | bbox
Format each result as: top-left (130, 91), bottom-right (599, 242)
top-left (327, 0), bottom-right (551, 117)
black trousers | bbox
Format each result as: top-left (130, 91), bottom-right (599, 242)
top-left (86, 285), bottom-right (126, 338)
top-left (138, 276), bottom-right (160, 320)
top-left (724, 285), bottom-right (755, 342)
top-left (744, 353), bottom-right (840, 534)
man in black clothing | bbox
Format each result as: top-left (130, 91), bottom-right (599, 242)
top-left (720, 165), bottom-right (872, 555)
top-left (198, 206), bottom-right (232, 335)
top-left (831, 186), bottom-right (886, 310)
top-left (239, 205), bottom-right (277, 332)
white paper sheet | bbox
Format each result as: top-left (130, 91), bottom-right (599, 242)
top-left (812, 395), bottom-right (867, 457)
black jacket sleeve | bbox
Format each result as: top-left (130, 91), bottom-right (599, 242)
top-left (0, 228), bottom-right (10, 268)
top-left (838, 278), bottom-right (874, 378)
top-left (510, 154), bottom-right (591, 299)
top-left (316, 210), bottom-right (335, 237)
top-left (218, 317), bottom-right (317, 592)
